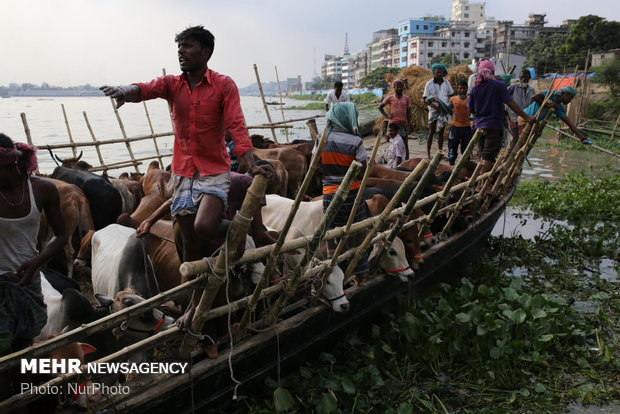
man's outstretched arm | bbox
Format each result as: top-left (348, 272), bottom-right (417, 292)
top-left (100, 85), bottom-right (141, 109)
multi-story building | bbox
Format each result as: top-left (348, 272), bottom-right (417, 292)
top-left (451, 0), bottom-right (486, 26)
top-left (398, 17), bottom-right (450, 67)
top-left (368, 28), bottom-right (400, 71)
top-left (408, 22), bottom-right (479, 69)
top-left (342, 50), bottom-right (370, 89)
top-left (286, 76), bottom-right (303, 94)
top-left (321, 54), bottom-right (344, 80)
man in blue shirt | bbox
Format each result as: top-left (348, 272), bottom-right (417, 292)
top-left (522, 86), bottom-right (589, 143)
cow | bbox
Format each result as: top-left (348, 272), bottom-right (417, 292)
top-left (109, 177), bottom-right (136, 215)
top-left (262, 195), bottom-right (414, 283)
top-left (60, 288), bottom-right (174, 363)
top-left (251, 159), bottom-right (288, 197)
top-left (119, 174), bottom-right (145, 211)
top-left (50, 166), bottom-right (122, 230)
top-left (253, 147), bottom-right (307, 197)
top-left (278, 226), bottom-right (349, 312)
top-left (38, 178), bottom-right (94, 278)
top-left (398, 158), bottom-right (478, 181)
top-left (116, 194), bottom-right (168, 229)
top-left (142, 161), bottom-right (172, 198)
top-left (30, 328), bottom-right (101, 413)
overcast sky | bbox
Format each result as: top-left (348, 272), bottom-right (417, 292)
top-left (3, 0), bottom-right (618, 89)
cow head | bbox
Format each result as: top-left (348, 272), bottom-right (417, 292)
top-left (51, 150), bottom-right (85, 168)
top-left (38, 329), bottom-right (101, 409)
top-left (312, 259), bottom-right (349, 313)
top-left (95, 290), bottom-right (174, 362)
top-left (369, 237), bottom-right (415, 282)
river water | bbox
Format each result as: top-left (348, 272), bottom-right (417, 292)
top-left (0, 96), bottom-right (376, 174)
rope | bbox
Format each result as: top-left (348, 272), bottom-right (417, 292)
top-left (224, 223), bottom-right (242, 400)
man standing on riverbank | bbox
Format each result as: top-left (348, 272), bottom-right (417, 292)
top-left (468, 60), bottom-right (535, 185)
top-left (379, 79), bottom-right (412, 159)
top-left (507, 69), bottom-right (535, 152)
top-left (423, 63), bottom-right (454, 160)
top-left (324, 81), bottom-right (350, 111)
top-left (100, 25), bottom-right (272, 334)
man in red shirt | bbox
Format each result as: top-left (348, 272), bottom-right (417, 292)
top-left (101, 25), bottom-right (272, 330)
top-left (379, 79), bottom-right (412, 159)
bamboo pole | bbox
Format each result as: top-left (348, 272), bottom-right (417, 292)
top-left (250, 114), bottom-right (323, 127)
top-left (611, 113), bottom-right (620, 141)
top-left (267, 161), bottom-right (362, 325)
top-left (440, 162), bottom-right (483, 237)
top-left (373, 154), bottom-right (441, 266)
top-left (316, 129), bottom-right (384, 297)
top-left (247, 124), bottom-right (294, 130)
top-left (20, 113), bottom-right (39, 175)
top-left (502, 111), bottom-right (556, 191)
top-left (417, 139), bottom-right (479, 240)
top-left (178, 174), bottom-right (269, 359)
top-left (580, 127), bottom-right (619, 137)
top-left (344, 158), bottom-right (429, 280)
top-left (576, 50), bottom-right (590, 127)
top-left (549, 126), bottom-right (620, 159)
top-left (253, 64), bottom-right (278, 143)
top-left (0, 275), bottom-right (204, 370)
top-left (143, 101), bottom-right (165, 166)
top-left (35, 132), bottom-right (174, 151)
top-left (274, 65), bottom-right (290, 143)
top-left (232, 123), bottom-right (331, 340)
top-left (60, 103), bottom-right (78, 158)
top-left (109, 97), bottom-right (140, 173)
top-left (83, 111), bottom-right (106, 168)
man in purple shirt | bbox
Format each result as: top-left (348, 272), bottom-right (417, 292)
top-left (468, 60), bottom-right (535, 179)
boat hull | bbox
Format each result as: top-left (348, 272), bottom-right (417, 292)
top-left (109, 189), bottom-right (513, 413)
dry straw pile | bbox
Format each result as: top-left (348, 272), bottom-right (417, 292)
top-left (373, 64), bottom-right (472, 133)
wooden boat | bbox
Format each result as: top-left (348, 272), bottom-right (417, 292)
top-left (0, 91), bottom-right (554, 413)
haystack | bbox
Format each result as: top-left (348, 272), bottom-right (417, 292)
top-left (373, 64), bottom-right (473, 134)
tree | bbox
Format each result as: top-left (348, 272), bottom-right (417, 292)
top-left (562, 15), bottom-right (620, 68)
top-left (515, 33), bottom-right (568, 75)
top-left (592, 56), bottom-right (620, 96)
top-left (359, 67), bottom-right (400, 92)
top-left (431, 53), bottom-right (468, 68)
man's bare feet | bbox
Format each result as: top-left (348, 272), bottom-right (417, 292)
top-left (203, 342), bottom-right (219, 359)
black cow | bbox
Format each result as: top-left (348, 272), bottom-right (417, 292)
top-left (50, 166), bottom-right (122, 230)
top-left (60, 288), bottom-right (174, 362)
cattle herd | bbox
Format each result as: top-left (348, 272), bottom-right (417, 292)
top-left (17, 136), bottom-right (477, 411)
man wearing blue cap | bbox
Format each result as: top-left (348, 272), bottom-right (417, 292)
top-left (521, 86), bottom-right (590, 144)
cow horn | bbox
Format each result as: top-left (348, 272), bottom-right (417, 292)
top-left (76, 151), bottom-right (83, 162)
top-left (48, 149), bottom-right (60, 166)
top-left (54, 153), bottom-right (66, 164)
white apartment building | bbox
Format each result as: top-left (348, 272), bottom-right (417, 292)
top-left (451, 0), bottom-right (486, 26)
top-left (408, 23), bottom-right (482, 69)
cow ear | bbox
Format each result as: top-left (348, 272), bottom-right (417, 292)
top-left (79, 343), bottom-right (97, 355)
top-left (95, 293), bottom-right (114, 307)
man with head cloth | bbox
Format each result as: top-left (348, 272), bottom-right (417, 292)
top-left (468, 60), bottom-right (536, 182)
top-left (0, 133), bottom-right (66, 397)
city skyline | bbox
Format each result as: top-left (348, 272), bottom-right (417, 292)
top-left (3, 0), bottom-right (619, 89)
